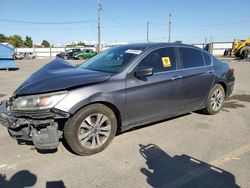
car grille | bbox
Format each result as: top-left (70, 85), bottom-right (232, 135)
top-left (11, 109), bottom-right (53, 119)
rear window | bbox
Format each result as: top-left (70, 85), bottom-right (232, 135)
top-left (203, 52), bottom-right (212, 65)
top-left (179, 47), bottom-right (204, 68)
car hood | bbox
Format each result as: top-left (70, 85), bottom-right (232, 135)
top-left (14, 58), bottom-right (112, 96)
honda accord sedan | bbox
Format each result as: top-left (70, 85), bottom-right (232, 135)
top-left (0, 43), bottom-right (235, 155)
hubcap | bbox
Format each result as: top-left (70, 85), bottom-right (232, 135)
top-left (78, 113), bottom-right (111, 149)
top-left (211, 88), bottom-right (224, 111)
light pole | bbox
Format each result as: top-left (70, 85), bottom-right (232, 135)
top-left (97, 0), bottom-right (101, 53)
top-left (168, 14), bottom-right (172, 43)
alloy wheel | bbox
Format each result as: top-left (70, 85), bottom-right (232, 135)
top-left (78, 113), bottom-right (111, 149)
top-left (211, 88), bottom-right (224, 111)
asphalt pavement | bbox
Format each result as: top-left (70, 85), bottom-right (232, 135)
top-left (0, 57), bottom-right (249, 188)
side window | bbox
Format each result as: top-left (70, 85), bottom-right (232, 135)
top-left (203, 52), bottom-right (212, 66)
top-left (179, 47), bottom-right (204, 68)
top-left (139, 47), bottom-right (177, 73)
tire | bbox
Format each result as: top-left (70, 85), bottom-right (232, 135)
top-left (203, 84), bottom-right (225, 115)
top-left (224, 50), bottom-right (228, 56)
top-left (79, 56), bottom-right (84, 60)
top-left (239, 46), bottom-right (250, 59)
top-left (241, 50), bottom-right (249, 59)
top-left (64, 104), bottom-right (117, 156)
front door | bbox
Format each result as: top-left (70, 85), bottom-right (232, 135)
top-left (125, 47), bottom-right (183, 126)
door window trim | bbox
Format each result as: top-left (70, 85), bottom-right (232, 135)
top-left (176, 46), bottom-right (213, 71)
top-left (128, 46), bottom-right (181, 74)
top-left (202, 51), bottom-right (213, 66)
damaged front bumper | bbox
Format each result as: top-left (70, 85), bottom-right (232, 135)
top-left (0, 100), bottom-right (70, 150)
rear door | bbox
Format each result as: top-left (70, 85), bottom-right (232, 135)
top-left (125, 47), bottom-right (183, 125)
top-left (177, 47), bottom-right (215, 112)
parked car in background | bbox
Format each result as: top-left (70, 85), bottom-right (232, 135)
top-left (73, 49), bottom-right (97, 60)
top-left (14, 52), bottom-right (37, 60)
top-left (25, 52), bottom-right (37, 59)
top-left (14, 52), bottom-right (25, 60)
top-left (56, 48), bottom-right (81, 60)
top-left (0, 43), bottom-right (235, 156)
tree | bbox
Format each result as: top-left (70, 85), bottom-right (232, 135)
top-left (41, 40), bottom-right (50, 47)
top-left (7, 35), bottom-right (25, 47)
top-left (77, 41), bottom-right (85, 46)
top-left (174, 40), bottom-right (183, 44)
top-left (0, 33), bottom-right (7, 42)
top-left (25, 36), bottom-right (33, 48)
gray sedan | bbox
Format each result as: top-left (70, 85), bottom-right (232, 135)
top-left (0, 43), bottom-right (235, 155)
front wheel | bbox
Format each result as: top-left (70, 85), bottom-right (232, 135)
top-left (203, 84), bottom-right (225, 115)
top-left (64, 104), bottom-right (117, 156)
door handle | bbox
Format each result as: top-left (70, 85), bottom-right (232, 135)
top-left (206, 70), bottom-right (214, 74)
top-left (171, 76), bottom-right (182, 80)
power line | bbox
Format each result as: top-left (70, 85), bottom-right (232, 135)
top-left (174, 20), bottom-right (250, 28)
top-left (0, 18), bottom-right (95, 25)
top-left (102, 8), bottom-right (143, 29)
top-left (150, 19), bottom-right (250, 28)
top-left (150, 24), bottom-right (166, 31)
top-left (0, 26), bottom-right (96, 31)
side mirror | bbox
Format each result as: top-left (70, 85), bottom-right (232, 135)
top-left (134, 67), bottom-right (153, 78)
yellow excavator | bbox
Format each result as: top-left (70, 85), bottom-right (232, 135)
top-left (224, 38), bottom-right (250, 59)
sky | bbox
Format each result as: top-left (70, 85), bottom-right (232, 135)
top-left (0, 0), bottom-right (250, 46)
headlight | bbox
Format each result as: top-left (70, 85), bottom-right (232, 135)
top-left (12, 91), bottom-right (68, 110)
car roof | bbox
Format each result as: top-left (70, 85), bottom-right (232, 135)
top-left (118, 42), bottom-right (202, 51)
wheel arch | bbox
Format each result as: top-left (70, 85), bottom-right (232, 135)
top-left (72, 101), bottom-right (123, 133)
top-left (216, 81), bottom-right (227, 96)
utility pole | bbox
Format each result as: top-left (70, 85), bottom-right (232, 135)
top-left (168, 14), bottom-right (172, 43)
top-left (97, 0), bottom-right (101, 53)
top-left (204, 37), bottom-right (207, 49)
top-left (147, 21), bottom-right (149, 42)
top-left (210, 35), bottom-right (213, 54)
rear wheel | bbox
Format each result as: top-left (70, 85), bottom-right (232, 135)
top-left (203, 84), bottom-right (225, 115)
top-left (239, 46), bottom-right (250, 59)
top-left (64, 104), bottom-right (117, 156)
top-left (241, 50), bottom-right (249, 59)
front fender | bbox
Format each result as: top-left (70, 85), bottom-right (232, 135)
top-left (54, 80), bottom-right (126, 124)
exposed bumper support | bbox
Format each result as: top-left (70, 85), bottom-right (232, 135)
top-left (31, 124), bottom-right (60, 150)
top-left (0, 100), bottom-right (68, 150)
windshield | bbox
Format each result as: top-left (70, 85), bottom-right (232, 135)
top-left (79, 45), bottom-right (146, 73)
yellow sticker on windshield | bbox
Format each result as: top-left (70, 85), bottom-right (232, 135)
top-left (162, 57), bottom-right (171, 67)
